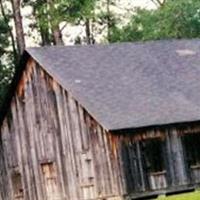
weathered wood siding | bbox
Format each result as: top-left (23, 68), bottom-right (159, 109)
top-left (114, 126), bottom-right (200, 196)
top-left (2, 57), bottom-right (200, 200)
top-left (0, 58), bottom-right (125, 200)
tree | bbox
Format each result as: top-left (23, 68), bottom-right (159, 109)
top-left (150, 0), bottom-right (166, 7)
top-left (106, 0), bottom-right (117, 42)
top-left (46, 0), bottom-right (64, 45)
top-left (24, 0), bottom-right (97, 45)
top-left (23, 0), bottom-right (53, 45)
top-left (0, 11), bottom-right (14, 107)
top-left (59, 0), bottom-right (97, 44)
top-left (95, 0), bottom-right (117, 43)
top-left (81, 0), bottom-right (97, 44)
top-left (11, 0), bottom-right (25, 55)
top-left (109, 0), bottom-right (200, 42)
top-left (0, 0), bottom-right (17, 64)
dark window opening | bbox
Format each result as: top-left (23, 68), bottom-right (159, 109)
top-left (182, 134), bottom-right (200, 166)
top-left (182, 133), bottom-right (200, 183)
top-left (141, 138), bottom-right (167, 190)
top-left (141, 139), bottom-right (165, 173)
top-left (122, 138), bottom-right (167, 193)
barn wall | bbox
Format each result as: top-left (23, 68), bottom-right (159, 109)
top-left (112, 126), bottom-right (200, 197)
top-left (2, 57), bottom-right (200, 200)
top-left (0, 58), bottom-right (125, 200)
top-left (0, 135), bottom-right (9, 200)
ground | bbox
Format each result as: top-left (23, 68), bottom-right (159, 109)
top-left (156, 190), bottom-right (200, 200)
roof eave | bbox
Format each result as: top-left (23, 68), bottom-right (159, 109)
top-left (109, 119), bottom-right (200, 134)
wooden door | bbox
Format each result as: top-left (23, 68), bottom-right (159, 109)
top-left (41, 163), bottom-right (61, 200)
top-left (122, 141), bottom-right (146, 193)
top-left (11, 172), bottom-right (24, 200)
top-left (80, 151), bottom-right (95, 200)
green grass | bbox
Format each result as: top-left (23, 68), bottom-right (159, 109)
top-left (156, 190), bottom-right (200, 200)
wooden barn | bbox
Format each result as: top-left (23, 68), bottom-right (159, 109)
top-left (1, 39), bottom-right (200, 200)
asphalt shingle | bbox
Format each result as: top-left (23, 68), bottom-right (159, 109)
top-left (27, 39), bottom-right (200, 130)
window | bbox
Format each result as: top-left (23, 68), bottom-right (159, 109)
top-left (141, 139), bottom-right (167, 190)
top-left (182, 133), bottom-right (200, 183)
top-left (141, 139), bottom-right (164, 173)
top-left (182, 134), bottom-right (200, 166)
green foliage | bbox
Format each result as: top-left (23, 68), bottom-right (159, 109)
top-left (0, 17), bottom-right (9, 55)
top-left (95, 0), bottom-right (118, 42)
top-left (23, 0), bottom-right (97, 44)
top-left (63, 0), bottom-right (96, 21)
top-left (109, 0), bottom-right (200, 42)
top-left (25, 0), bottom-right (97, 27)
top-left (0, 15), bottom-right (14, 107)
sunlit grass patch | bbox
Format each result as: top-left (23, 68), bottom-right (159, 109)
top-left (156, 190), bottom-right (200, 200)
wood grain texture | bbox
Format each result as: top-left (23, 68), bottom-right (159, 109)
top-left (1, 57), bottom-right (200, 199)
top-left (0, 58), bottom-right (124, 200)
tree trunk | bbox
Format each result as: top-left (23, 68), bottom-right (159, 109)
top-left (47, 0), bottom-right (63, 45)
top-left (52, 24), bottom-right (63, 45)
top-left (11, 0), bottom-right (25, 55)
top-left (39, 25), bottom-right (52, 46)
top-left (33, 4), bottom-right (51, 46)
top-left (107, 0), bottom-right (111, 42)
top-left (85, 18), bottom-right (91, 45)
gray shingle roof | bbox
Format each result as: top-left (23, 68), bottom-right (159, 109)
top-left (27, 39), bottom-right (200, 131)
